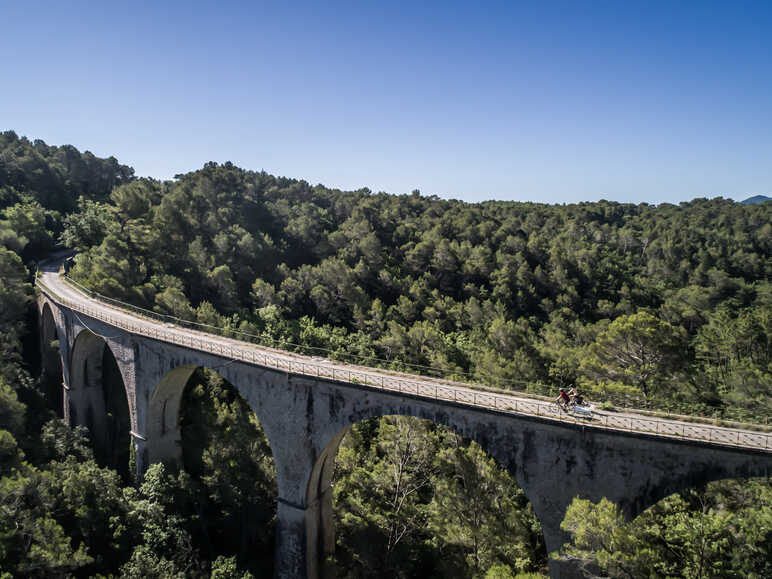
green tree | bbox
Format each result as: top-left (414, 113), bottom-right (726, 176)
top-left (580, 311), bottom-right (685, 397)
top-left (429, 433), bottom-right (544, 576)
top-left (333, 417), bottom-right (440, 577)
top-left (0, 248), bottom-right (33, 385)
top-left (59, 197), bottom-right (114, 251)
top-left (557, 480), bottom-right (772, 578)
top-left (120, 463), bottom-right (202, 578)
top-left (178, 369), bottom-right (276, 575)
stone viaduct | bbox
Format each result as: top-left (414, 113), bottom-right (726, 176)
top-left (36, 263), bottom-right (772, 579)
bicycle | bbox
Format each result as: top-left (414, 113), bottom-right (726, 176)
top-left (553, 398), bottom-right (594, 419)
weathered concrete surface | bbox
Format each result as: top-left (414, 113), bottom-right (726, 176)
top-left (38, 293), bottom-right (772, 579)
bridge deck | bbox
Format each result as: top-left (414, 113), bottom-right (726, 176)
top-left (36, 259), bottom-right (772, 452)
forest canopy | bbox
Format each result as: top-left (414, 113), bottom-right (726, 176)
top-left (52, 157), bottom-right (772, 422)
top-left (0, 132), bottom-right (769, 577)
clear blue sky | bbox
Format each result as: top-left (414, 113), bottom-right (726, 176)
top-left (2, 0), bottom-right (770, 204)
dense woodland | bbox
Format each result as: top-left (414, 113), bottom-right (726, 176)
top-left (0, 131), bottom-right (770, 577)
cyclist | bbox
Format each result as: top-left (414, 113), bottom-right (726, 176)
top-left (556, 387), bottom-right (570, 410)
top-left (568, 386), bottom-right (581, 405)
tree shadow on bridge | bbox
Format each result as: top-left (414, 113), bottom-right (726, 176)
top-left (328, 415), bottom-right (547, 578)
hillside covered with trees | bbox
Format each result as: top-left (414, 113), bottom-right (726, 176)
top-left (1, 131), bottom-right (769, 577)
top-left (63, 156), bottom-right (771, 421)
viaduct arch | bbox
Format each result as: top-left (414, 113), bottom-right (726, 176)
top-left (36, 278), bottom-right (772, 579)
top-left (39, 302), bottom-right (63, 416)
top-left (68, 328), bottom-right (132, 476)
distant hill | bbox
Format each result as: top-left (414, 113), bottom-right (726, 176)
top-left (740, 195), bottom-right (770, 205)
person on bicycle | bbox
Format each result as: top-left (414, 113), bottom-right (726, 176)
top-left (571, 388), bottom-right (585, 407)
top-left (556, 388), bottom-right (570, 409)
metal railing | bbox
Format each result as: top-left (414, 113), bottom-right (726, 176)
top-left (59, 272), bottom-right (563, 396)
top-left (35, 272), bottom-right (772, 452)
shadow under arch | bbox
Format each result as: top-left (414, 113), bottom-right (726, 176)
top-left (39, 302), bottom-right (63, 417)
top-left (310, 413), bottom-right (546, 579)
top-left (147, 364), bottom-right (278, 574)
top-left (68, 328), bottom-right (131, 479)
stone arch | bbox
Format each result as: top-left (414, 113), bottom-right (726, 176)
top-left (39, 302), bottom-right (64, 417)
top-left (146, 364), bottom-right (280, 471)
top-left (308, 410), bottom-right (546, 579)
top-left (68, 328), bottom-right (132, 479)
top-left (146, 364), bottom-right (279, 573)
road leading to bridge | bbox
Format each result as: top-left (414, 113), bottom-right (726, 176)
top-left (36, 256), bottom-right (772, 452)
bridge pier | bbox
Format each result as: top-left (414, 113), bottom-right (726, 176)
top-left (130, 431), bottom-right (149, 480)
top-left (275, 500), bottom-right (311, 579)
top-left (258, 384), bottom-right (344, 579)
top-left (274, 490), bottom-right (336, 579)
top-left (272, 462), bottom-right (337, 579)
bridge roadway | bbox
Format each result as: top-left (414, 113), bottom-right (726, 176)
top-left (36, 259), bottom-right (772, 452)
top-left (36, 256), bottom-right (772, 579)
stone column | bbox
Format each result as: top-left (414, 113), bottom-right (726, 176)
top-left (524, 489), bottom-right (583, 579)
top-left (275, 498), bottom-right (311, 579)
top-left (271, 439), bottom-right (322, 579)
top-left (62, 380), bottom-right (72, 425)
top-left (264, 388), bottom-right (344, 579)
top-left (131, 431), bottom-right (149, 480)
